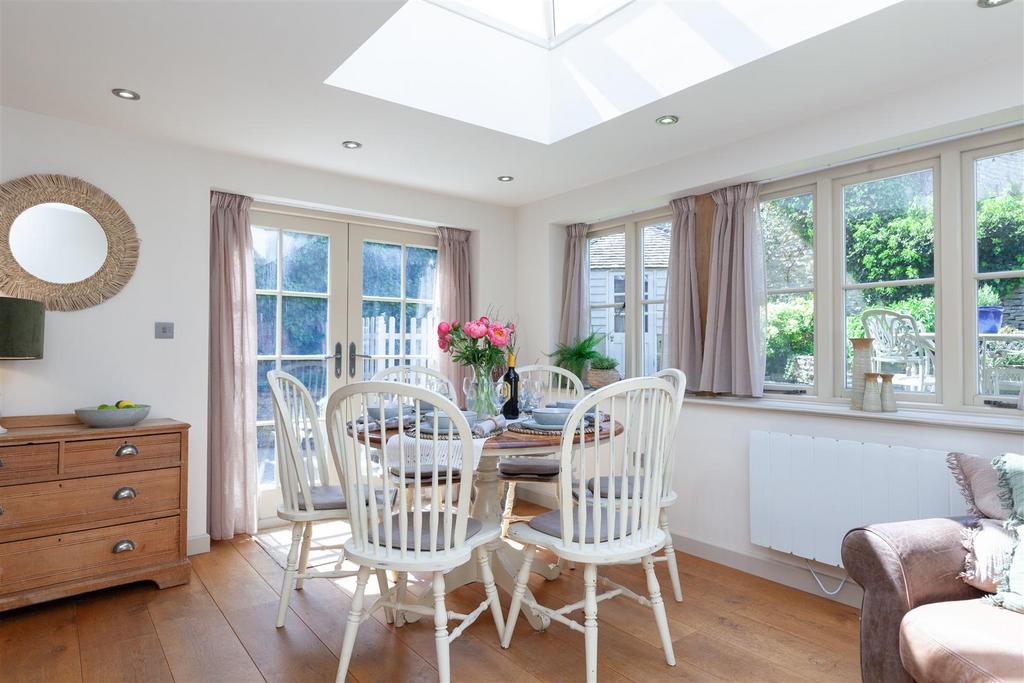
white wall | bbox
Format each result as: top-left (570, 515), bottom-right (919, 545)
top-left (0, 106), bottom-right (516, 548)
top-left (512, 64), bottom-right (1024, 602)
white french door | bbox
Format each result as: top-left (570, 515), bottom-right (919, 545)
top-left (251, 207), bottom-right (438, 524)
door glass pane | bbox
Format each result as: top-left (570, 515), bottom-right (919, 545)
top-left (256, 294), bottom-right (277, 356)
top-left (362, 300), bottom-right (402, 358)
top-left (282, 296), bottom-right (327, 355)
top-left (405, 303), bottom-right (435, 357)
top-left (975, 150), bottom-right (1024, 274)
top-left (363, 241), bottom-right (402, 297)
top-left (844, 169), bottom-right (934, 284)
top-left (282, 231), bottom-right (328, 293)
top-left (845, 285), bottom-right (936, 393)
top-left (765, 292), bottom-right (815, 386)
top-left (257, 424), bottom-right (277, 488)
top-left (641, 302), bottom-right (664, 375)
top-left (976, 277), bottom-right (1024, 398)
top-left (281, 359), bottom-right (329, 413)
top-left (761, 192), bottom-right (814, 290)
top-left (641, 221), bottom-right (670, 300)
top-left (252, 227), bottom-right (278, 290)
top-left (406, 246), bottom-right (438, 300)
top-left (257, 359), bottom-right (275, 421)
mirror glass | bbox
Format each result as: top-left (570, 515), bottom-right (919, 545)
top-left (9, 203), bottom-right (108, 284)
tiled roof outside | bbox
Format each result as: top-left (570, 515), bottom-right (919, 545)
top-left (589, 222), bottom-right (670, 269)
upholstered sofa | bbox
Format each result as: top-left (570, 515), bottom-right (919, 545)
top-left (842, 517), bottom-right (1024, 683)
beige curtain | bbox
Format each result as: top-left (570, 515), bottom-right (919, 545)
top-left (558, 223), bottom-right (590, 346)
top-left (700, 182), bottom-right (766, 397)
top-left (662, 197), bottom-right (702, 390)
top-left (208, 191), bottom-right (258, 540)
top-left (437, 227), bottom-right (472, 406)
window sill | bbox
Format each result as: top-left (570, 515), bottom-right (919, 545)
top-left (684, 396), bottom-right (1024, 434)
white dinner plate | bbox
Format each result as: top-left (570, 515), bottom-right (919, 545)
top-left (521, 419), bottom-right (565, 432)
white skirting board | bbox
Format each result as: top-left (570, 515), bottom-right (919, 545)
top-left (187, 533), bottom-right (211, 556)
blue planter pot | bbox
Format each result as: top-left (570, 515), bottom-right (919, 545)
top-left (978, 306), bottom-right (1004, 334)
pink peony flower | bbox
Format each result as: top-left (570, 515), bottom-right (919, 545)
top-left (487, 325), bottom-right (510, 347)
top-left (479, 316), bottom-right (490, 325)
top-left (437, 321), bottom-right (451, 336)
top-left (464, 320), bottom-right (488, 339)
top-left (507, 322), bottom-right (516, 333)
top-left (438, 336), bottom-right (449, 352)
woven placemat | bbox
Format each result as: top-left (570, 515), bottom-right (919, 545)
top-left (508, 422), bottom-right (597, 437)
top-left (403, 424), bottom-right (507, 440)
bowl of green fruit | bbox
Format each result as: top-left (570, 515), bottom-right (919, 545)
top-left (75, 401), bottom-right (151, 428)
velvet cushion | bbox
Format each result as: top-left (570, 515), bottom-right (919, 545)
top-left (297, 485), bottom-right (394, 511)
top-left (499, 459), bottom-right (560, 476)
top-left (587, 475), bottom-right (646, 497)
top-left (947, 452), bottom-right (1012, 520)
top-left (900, 599), bottom-right (1024, 683)
top-left (388, 466), bottom-right (461, 482)
top-left (376, 512), bottom-right (482, 550)
top-left (527, 508), bottom-right (632, 543)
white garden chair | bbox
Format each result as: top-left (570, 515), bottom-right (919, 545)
top-left (499, 364), bottom-right (585, 533)
top-left (861, 309), bottom-right (935, 391)
top-left (325, 381), bottom-right (504, 683)
top-left (266, 370), bottom-right (392, 629)
top-left (501, 376), bottom-right (679, 682)
top-left (371, 364), bottom-right (457, 403)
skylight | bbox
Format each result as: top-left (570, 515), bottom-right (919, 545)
top-left (423, 0), bottom-right (634, 49)
top-left (326, 0), bottom-right (903, 144)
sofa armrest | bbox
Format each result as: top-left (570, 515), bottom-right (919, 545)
top-left (841, 517), bottom-right (982, 683)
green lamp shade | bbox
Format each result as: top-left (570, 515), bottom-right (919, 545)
top-left (0, 297), bottom-right (44, 359)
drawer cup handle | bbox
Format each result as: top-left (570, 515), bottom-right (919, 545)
top-left (115, 443), bottom-right (139, 458)
top-left (112, 539), bottom-right (136, 554)
top-left (113, 486), bottom-right (138, 500)
top-left (0, 457), bottom-right (5, 468)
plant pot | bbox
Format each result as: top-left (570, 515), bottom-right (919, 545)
top-left (978, 306), bottom-right (1004, 334)
top-left (586, 368), bottom-right (621, 389)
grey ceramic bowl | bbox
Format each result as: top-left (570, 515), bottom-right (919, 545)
top-left (425, 410), bottom-right (477, 430)
top-left (532, 406), bottom-right (572, 426)
top-left (75, 405), bottom-right (151, 428)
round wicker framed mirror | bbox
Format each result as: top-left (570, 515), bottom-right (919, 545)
top-left (0, 174), bottom-right (139, 311)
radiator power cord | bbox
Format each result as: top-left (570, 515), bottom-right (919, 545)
top-left (805, 559), bottom-right (850, 596)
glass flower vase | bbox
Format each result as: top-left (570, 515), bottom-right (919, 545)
top-left (467, 363), bottom-right (501, 418)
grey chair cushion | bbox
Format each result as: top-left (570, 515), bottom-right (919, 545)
top-left (527, 508), bottom-right (633, 543)
top-left (388, 466), bottom-right (462, 482)
top-left (499, 458), bottom-right (560, 476)
top-left (587, 475), bottom-right (646, 497)
top-left (377, 512), bottom-right (483, 550)
top-left (297, 485), bottom-right (395, 511)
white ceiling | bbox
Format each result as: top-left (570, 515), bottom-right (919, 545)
top-left (2, 1), bottom-right (1022, 207)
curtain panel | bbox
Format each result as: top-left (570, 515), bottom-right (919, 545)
top-left (699, 182), bottom-right (766, 397)
top-left (662, 196), bottom-right (702, 390)
top-left (437, 226), bottom-right (473, 405)
top-left (558, 223), bottom-right (591, 347)
top-left (208, 191), bottom-right (258, 540)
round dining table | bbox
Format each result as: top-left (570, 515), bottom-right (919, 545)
top-left (360, 418), bottom-right (622, 631)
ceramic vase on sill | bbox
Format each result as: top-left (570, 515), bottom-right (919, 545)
top-left (850, 338), bottom-right (874, 410)
top-left (880, 373), bottom-right (897, 412)
top-left (863, 373), bottom-right (883, 413)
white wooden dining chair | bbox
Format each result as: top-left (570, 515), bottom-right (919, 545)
top-left (653, 368), bottom-right (686, 602)
top-left (325, 381), bottom-right (504, 683)
top-left (501, 376), bottom-right (678, 683)
top-left (499, 364), bottom-right (584, 533)
top-left (371, 365), bottom-right (458, 403)
top-left (266, 370), bottom-right (391, 628)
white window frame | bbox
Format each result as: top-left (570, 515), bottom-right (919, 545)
top-left (637, 216), bottom-right (673, 375)
top-left (758, 184), bottom-right (818, 394)
top-left (961, 140), bottom-right (1024, 407)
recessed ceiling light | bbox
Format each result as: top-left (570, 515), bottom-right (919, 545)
top-left (341, 140), bottom-right (362, 149)
top-left (656, 114), bottom-right (679, 125)
top-left (111, 88), bottom-right (140, 101)
top-left (497, 175), bottom-right (514, 182)
top-left (977, 0), bottom-right (1013, 6)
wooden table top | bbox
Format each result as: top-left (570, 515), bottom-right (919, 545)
top-left (355, 419), bottom-right (623, 451)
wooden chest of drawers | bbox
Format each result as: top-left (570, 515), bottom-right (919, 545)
top-left (0, 414), bottom-right (190, 611)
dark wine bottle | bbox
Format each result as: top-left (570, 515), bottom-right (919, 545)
top-left (501, 351), bottom-right (520, 419)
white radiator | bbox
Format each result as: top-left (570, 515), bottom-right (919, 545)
top-left (749, 431), bottom-right (969, 567)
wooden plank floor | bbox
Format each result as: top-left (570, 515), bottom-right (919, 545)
top-left (0, 504), bottom-right (861, 682)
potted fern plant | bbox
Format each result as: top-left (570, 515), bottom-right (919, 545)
top-left (548, 332), bottom-right (605, 384)
top-left (587, 354), bottom-right (621, 388)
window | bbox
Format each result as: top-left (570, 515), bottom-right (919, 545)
top-left (841, 166), bottom-right (937, 395)
top-left (640, 220), bottom-right (670, 374)
top-left (587, 229), bottom-right (627, 372)
top-left (967, 146), bottom-right (1024, 402)
top-left (253, 225), bottom-right (330, 488)
top-left (359, 240), bottom-right (439, 378)
top-left (760, 190), bottom-right (815, 388)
